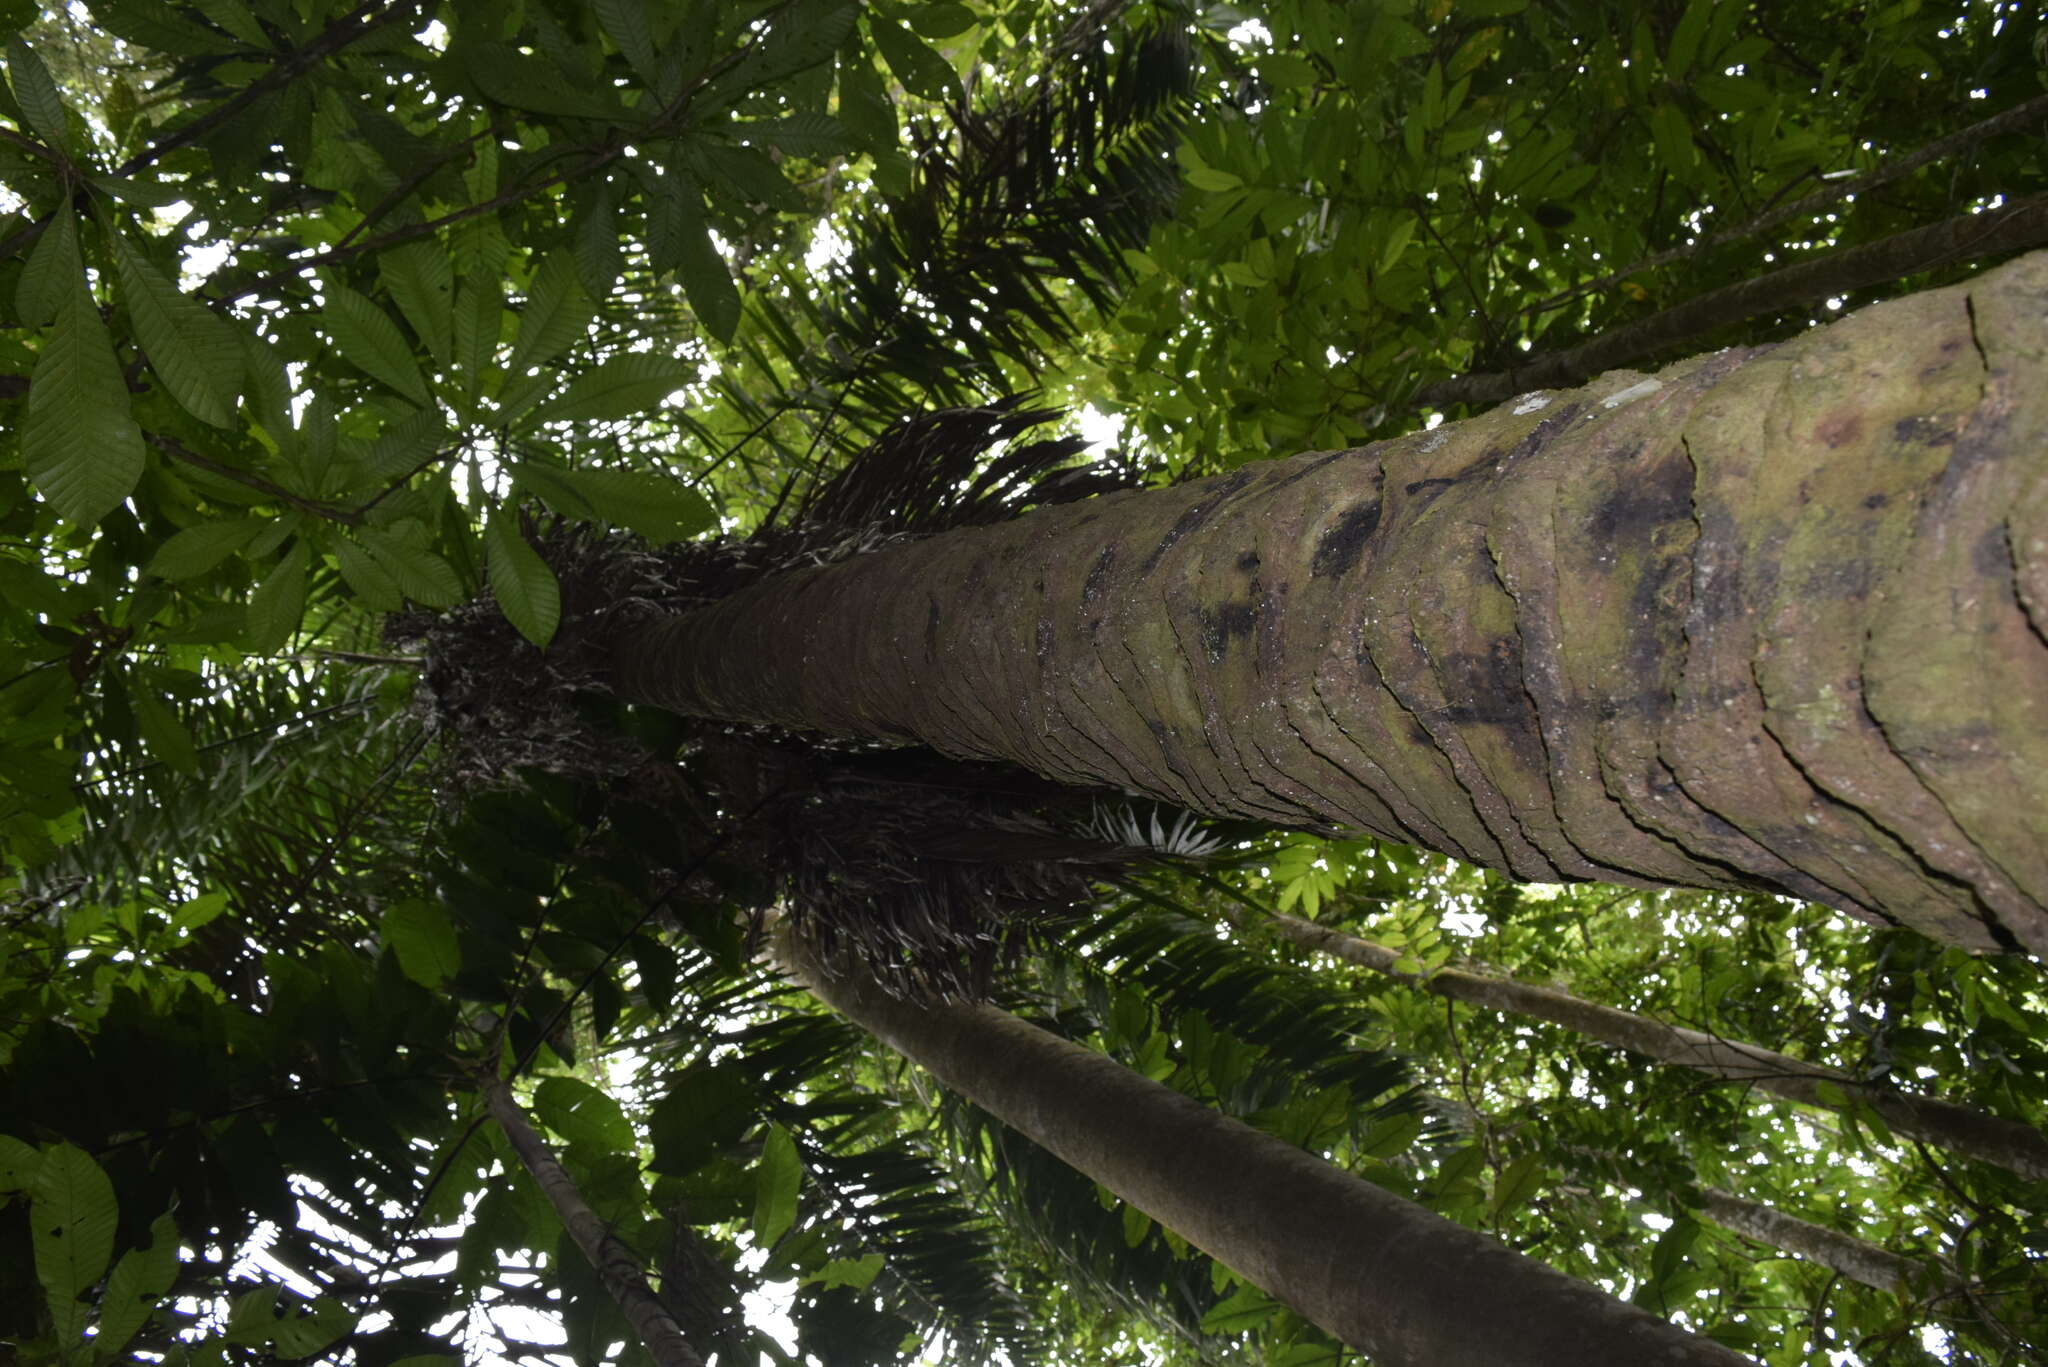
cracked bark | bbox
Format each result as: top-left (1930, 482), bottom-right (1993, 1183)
top-left (614, 250), bottom-right (2048, 958)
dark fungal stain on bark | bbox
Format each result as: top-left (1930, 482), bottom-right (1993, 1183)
top-left (1892, 415), bottom-right (1957, 446)
top-left (1201, 600), bottom-right (1259, 661)
top-left (1140, 471), bottom-right (1254, 574)
top-left (1310, 500), bottom-right (1382, 579)
top-left (1082, 545), bottom-right (1117, 603)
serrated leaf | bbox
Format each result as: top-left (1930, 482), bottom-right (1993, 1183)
top-left (505, 254), bottom-right (594, 377)
top-left (32, 1143), bottom-right (118, 1343)
top-left (144, 517), bottom-right (268, 579)
top-left (692, 141), bottom-right (807, 212)
top-left (517, 463), bottom-right (714, 544)
top-left (484, 511), bottom-right (559, 647)
top-left (245, 540), bottom-right (307, 652)
top-left (16, 208), bottom-right (76, 328)
top-left (528, 354), bottom-right (691, 424)
top-left (592, 0), bottom-right (656, 81)
top-left (461, 40), bottom-right (628, 120)
top-left (381, 898), bottom-right (460, 988)
top-left (865, 11), bottom-right (958, 102)
top-left (22, 212), bottom-right (146, 526)
top-left (6, 39), bottom-right (72, 156)
top-left (334, 534), bottom-right (404, 611)
top-left (573, 189), bottom-right (622, 299)
top-left (535, 1078), bottom-right (634, 1153)
top-left (323, 282), bottom-right (430, 404)
top-left (130, 685), bottom-right (201, 775)
top-left (731, 112), bottom-right (855, 158)
top-left (360, 528), bottom-right (463, 607)
top-left (96, 1210), bottom-right (180, 1360)
top-left (109, 228), bottom-right (243, 426)
top-left (379, 239), bottom-right (454, 369)
top-left (751, 1124), bottom-right (801, 1248)
top-left (452, 273), bottom-right (502, 403)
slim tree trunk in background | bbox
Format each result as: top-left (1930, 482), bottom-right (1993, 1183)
top-left (617, 251), bottom-right (2048, 959)
top-left (1236, 900), bottom-right (2048, 1182)
top-left (480, 1075), bottom-right (707, 1367)
top-left (776, 928), bottom-right (1758, 1367)
top-left (1695, 1188), bottom-right (1940, 1297)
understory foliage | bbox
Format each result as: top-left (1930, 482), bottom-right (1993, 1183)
top-left (1, 0), bottom-right (2045, 1365)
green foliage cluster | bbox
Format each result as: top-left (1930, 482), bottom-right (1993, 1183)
top-left (1, 0), bottom-right (2045, 1365)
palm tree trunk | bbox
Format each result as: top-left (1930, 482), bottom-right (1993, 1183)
top-left (1234, 899), bottom-right (2048, 1182)
top-left (614, 249), bottom-right (2048, 958)
top-left (775, 927), bottom-right (1757, 1367)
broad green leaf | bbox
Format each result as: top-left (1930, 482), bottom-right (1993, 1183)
top-left (1357, 1111), bottom-right (1422, 1159)
top-left (265, 1297), bottom-right (356, 1358)
top-left (1380, 214), bottom-right (1417, 272)
top-left (459, 40), bottom-right (628, 120)
top-left (323, 282), bottom-right (431, 404)
top-left (191, 0), bottom-right (267, 47)
top-left (1200, 1282), bottom-right (1281, 1334)
top-left (0, 1134), bottom-right (40, 1192)
top-left (130, 686), bottom-right (201, 776)
top-left (109, 228), bottom-right (242, 426)
top-left (651, 174), bottom-right (740, 343)
top-left (245, 540), bottom-right (308, 653)
top-left (95, 1211), bottom-right (180, 1360)
top-left (1489, 1152), bottom-right (1544, 1218)
top-left (807, 1253), bottom-right (883, 1291)
top-left (512, 461), bottom-right (714, 544)
top-left (334, 534), bottom-right (405, 611)
top-left (380, 239), bottom-right (455, 369)
top-left (144, 517), bottom-right (268, 579)
top-left (865, 11), bottom-right (958, 103)
top-left (751, 1124), bottom-right (801, 1247)
top-left (32, 1143), bottom-right (118, 1344)
top-left (381, 898), bottom-right (460, 988)
top-left (170, 890), bottom-right (229, 932)
top-left (906, 1), bottom-right (975, 38)
top-left (360, 528), bottom-right (463, 607)
top-left (649, 1063), bottom-right (758, 1175)
top-left (534, 1077), bottom-right (634, 1153)
top-left (573, 189), bottom-right (622, 299)
top-left (731, 112), bottom-right (855, 158)
top-left (6, 39), bottom-right (72, 155)
top-left (21, 210), bottom-right (146, 526)
top-left (528, 354), bottom-right (691, 424)
top-left (591, 0), bottom-right (656, 81)
top-left (693, 141), bottom-right (808, 212)
top-left (15, 204), bottom-right (74, 327)
top-left (505, 254), bottom-right (594, 378)
top-left (484, 510), bottom-right (559, 648)
top-left (452, 273), bottom-right (503, 402)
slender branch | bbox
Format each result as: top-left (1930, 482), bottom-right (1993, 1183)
top-left (1193, 880), bottom-right (2048, 1183)
top-left (147, 434), bottom-right (363, 524)
top-left (1416, 193), bottom-right (2048, 408)
top-left (479, 1072), bottom-right (707, 1367)
top-left (1522, 90), bottom-right (2048, 321)
top-left (114, 0), bottom-right (429, 180)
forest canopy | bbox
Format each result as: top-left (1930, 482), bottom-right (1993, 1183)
top-left (1, 1), bottom-right (2045, 1365)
